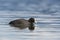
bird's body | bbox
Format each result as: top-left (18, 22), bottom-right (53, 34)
top-left (9, 18), bottom-right (35, 30)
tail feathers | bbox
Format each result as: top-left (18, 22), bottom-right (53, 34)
top-left (9, 21), bottom-right (14, 24)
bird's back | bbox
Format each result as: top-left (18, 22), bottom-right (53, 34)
top-left (9, 19), bottom-right (30, 29)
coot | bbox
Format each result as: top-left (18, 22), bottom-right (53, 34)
top-left (9, 18), bottom-right (35, 30)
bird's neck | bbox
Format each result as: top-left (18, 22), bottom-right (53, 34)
top-left (30, 23), bottom-right (34, 27)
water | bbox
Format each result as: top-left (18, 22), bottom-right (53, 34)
top-left (0, 0), bottom-right (60, 40)
top-left (0, 11), bottom-right (60, 40)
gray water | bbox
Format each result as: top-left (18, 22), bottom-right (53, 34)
top-left (0, 0), bottom-right (60, 40)
top-left (0, 11), bottom-right (60, 40)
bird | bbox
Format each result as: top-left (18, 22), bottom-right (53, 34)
top-left (9, 18), bottom-right (35, 30)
